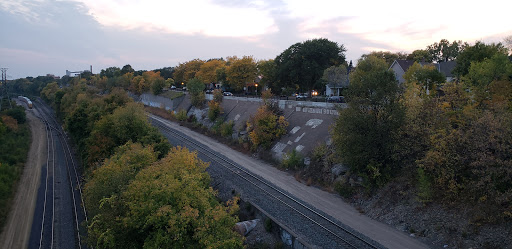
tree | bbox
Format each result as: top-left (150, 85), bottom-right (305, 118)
top-left (100, 67), bottom-right (122, 78)
top-left (275, 38), bottom-right (346, 93)
top-left (407, 49), bottom-right (433, 62)
top-left (247, 92), bottom-right (288, 150)
top-left (226, 56), bottom-right (258, 92)
top-left (173, 59), bottom-right (205, 85)
top-left (85, 102), bottom-right (170, 168)
top-left (87, 146), bottom-right (244, 248)
top-left (187, 78), bottom-right (206, 107)
top-left (321, 65), bottom-right (348, 89)
top-left (361, 51), bottom-right (408, 66)
top-left (465, 53), bottom-right (512, 89)
top-left (332, 55), bottom-right (404, 187)
top-left (453, 41), bottom-right (507, 77)
top-left (197, 59), bottom-right (226, 84)
top-left (257, 59), bottom-right (277, 90)
top-left (120, 64), bottom-right (135, 75)
top-left (403, 62), bottom-right (445, 94)
top-left (427, 39), bottom-right (466, 62)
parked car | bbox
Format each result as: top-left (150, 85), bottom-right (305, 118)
top-left (327, 95), bottom-right (345, 103)
top-left (170, 85), bottom-right (176, 89)
top-left (223, 91), bottom-right (233, 96)
top-left (295, 93), bottom-right (308, 101)
top-left (205, 89), bottom-right (213, 94)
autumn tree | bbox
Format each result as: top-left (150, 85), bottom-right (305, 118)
top-left (85, 102), bottom-right (170, 168)
top-left (174, 59), bottom-right (205, 85)
top-left (247, 91), bottom-right (288, 149)
top-left (226, 56), bottom-right (258, 92)
top-left (332, 55), bottom-right (404, 187)
top-left (197, 59), bottom-right (226, 85)
top-left (275, 38), bottom-right (346, 93)
top-left (86, 146), bottom-right (243, 248)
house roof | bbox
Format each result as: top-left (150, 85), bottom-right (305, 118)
top-left (437, 61), bottom-right (457, 77)
top-left (391, 60), bottom-right (436, 72)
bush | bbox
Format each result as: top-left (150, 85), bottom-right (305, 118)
top-left (416, 167), bottom-right (433, 204)
top-left (281, 149), bottom-right (303, 170)
top-left (264, 218), bottom-right (272, 232)
top-left (176, 109), bottom-right (187, 121)
top-left (208, 100), bottom-right (222, 121)
top-left (220, 120), bottom-right (234, 138)
top-left (334, 181), bottom-right (355, 198)
top-left (4, 106), bottom-right (26, 124)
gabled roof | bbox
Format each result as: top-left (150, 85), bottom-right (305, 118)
top-left (390, 60), bottom-right (435, 72)
top-left (437, 61), bottom-right (457, 77)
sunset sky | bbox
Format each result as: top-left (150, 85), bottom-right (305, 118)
top-left (1, 0), bottom-right (511, 79)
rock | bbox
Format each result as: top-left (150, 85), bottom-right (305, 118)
top-left (235, 219), bottom-right (260, 236)
top-left (331, 163), bottom-right (349, 176)
top-left (303, 157), bottom-right (311, 166)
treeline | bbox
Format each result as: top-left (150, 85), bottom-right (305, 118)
top-left (40, 81), bottom-right (244, 248)
top-left (332, 41), bottom-right (512, 222)
top-left (0, 98), bottom-right (30, 229)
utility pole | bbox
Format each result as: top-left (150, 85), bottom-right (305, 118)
top-left (1, 68), bottom-right (11, 109)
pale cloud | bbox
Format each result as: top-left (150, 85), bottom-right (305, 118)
top-left (75, 0), bottom-right (278, 37)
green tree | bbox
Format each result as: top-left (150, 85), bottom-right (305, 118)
top-left (453, 41), bottom-right (507, 77)
top-left (85, 102), bottom-right (170, 168)
top-left (361, 51), bottom-right (408, 66)
top-left (406, 49), bottom-right (433, 62)
top-left (257, 59), bottom-right (277, 90)
top-left (275, 38), bottom-right (346, 93)
top-left (427, 39), bottom-right (466, 62)
top-left (403, 62), bottom-right (445, 94)
top-left (187, 78), bottom-right (206, 107)
top-left (465, 53), bottom-right (512, 89)
top-left (100, 67), bottom-right (122, 78)
top-left (321, 65), bottom-right (348, 89)
top-left (332, 55), bottom-right (404, 187)
top-left (120, 64), bottom-right (135, 75)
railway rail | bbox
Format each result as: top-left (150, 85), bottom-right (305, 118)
top-left (150, 114), bottom-right (382, 249)
top-left (30, 99), bottom-right (88, 249)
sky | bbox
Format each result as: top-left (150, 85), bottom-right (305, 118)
top-left (1, 0), bottom-right (511, 79)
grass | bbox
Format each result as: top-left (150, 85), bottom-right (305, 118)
top-left (159, 91), bottom-right (185, 100)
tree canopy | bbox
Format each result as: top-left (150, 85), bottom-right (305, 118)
top-left (275, 38), bottom-right (346, 93)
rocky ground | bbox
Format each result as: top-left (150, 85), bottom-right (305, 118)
top-left (351, 175), bottom-right (512, 249)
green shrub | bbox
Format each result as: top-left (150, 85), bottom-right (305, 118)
top-left (264, 218), bottom-right (272, 232)
top-left (281, 149), bottom-right (303, 170)
top-left (334, 181), bottom-right (355, 198)
top-left (416, 167), bottom-right (433, 203)
top-left (208, 100), bottom-right (222, 121)
top-left (176, 109), bottom-right (187, 121)
top-left (220, 120), bottom-right (234, 138)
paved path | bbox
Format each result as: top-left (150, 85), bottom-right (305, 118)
top-left (0, 110), bottom-right (46, 249)
top-left (153, 115), bottom-right (431, 249)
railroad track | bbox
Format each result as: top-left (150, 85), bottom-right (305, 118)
top-left (150, 114), bottom-right (381, 249)
top-left (32, 99), bottom-right (88, 249)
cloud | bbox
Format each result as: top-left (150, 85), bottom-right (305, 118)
top-left (75, 0), bottom-right (279, 37)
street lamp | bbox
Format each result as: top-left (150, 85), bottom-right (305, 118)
top-left (255, 83), bottom-right (258, 96)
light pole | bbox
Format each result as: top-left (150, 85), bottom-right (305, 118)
top-left (255, 83), bottom-right (258, 96)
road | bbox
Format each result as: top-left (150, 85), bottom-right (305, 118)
top-left (151, 115), bottom-right (431, 249)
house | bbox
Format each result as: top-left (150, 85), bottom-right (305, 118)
top-left (389, 59), bottom-right (457, 83)
top-left (436, 61), bottom-right (457, 82)
top-left (325, 74), bottom-right (349, 96)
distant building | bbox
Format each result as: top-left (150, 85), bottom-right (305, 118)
top-left (325, 74), bottom-right (349, 96)
top-left (389, 60), bottom-right (457, 84)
